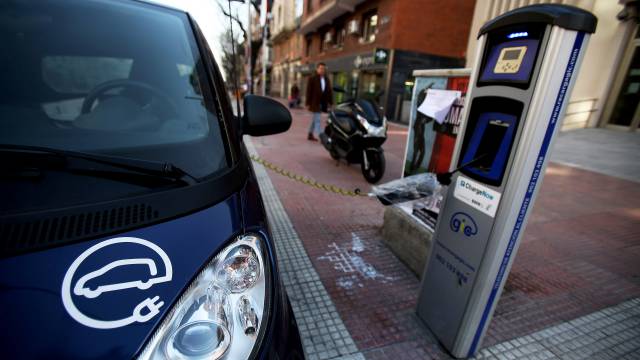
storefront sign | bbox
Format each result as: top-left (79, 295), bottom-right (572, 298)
top-left (296, 64), bottom-right (315, 74)
top-left (374, 48), bottom-right (390, 64)
top-left (354, 55), bottom-right (375, 69)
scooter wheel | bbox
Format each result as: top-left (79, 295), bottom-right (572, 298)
top-left (361, 149), bottom-right (385, 183)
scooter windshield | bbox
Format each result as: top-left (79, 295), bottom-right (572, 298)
top-left (355, 99), bottom-right (383, 126)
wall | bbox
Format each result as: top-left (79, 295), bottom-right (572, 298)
top-left (570, 1), bottom-right (632, 128)
top-left (272, 0), bottom-right (305, 98)
top-left (390, 0), bottom-right (474, 58)
top-left (272, 0), bottom-right (298, 35)
top-left (302, 0), bottom-right (394, 62)
top-left (302, 0), bottom-right (473, 63)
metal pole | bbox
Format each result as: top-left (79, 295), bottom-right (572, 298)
top-left (247, 0), bottom-right (253, 94)
top-left (262, 14), bottom-right (268, 96)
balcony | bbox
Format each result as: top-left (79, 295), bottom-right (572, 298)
top-left (271, 23), bottom-right (297, 43)
top-left (299, 0), bottom-right (366, 34)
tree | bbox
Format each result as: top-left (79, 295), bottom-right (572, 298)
top-left (218, 0), bottom-right (262, 94)
top-left (219, 28), bottom-right (245, 92)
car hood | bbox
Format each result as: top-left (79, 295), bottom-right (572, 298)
top-left (0, 192), bottom-right (243, 359)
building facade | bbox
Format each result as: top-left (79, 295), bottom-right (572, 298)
top-left (271, 0), bottom-right (305, 99)
top-left (297, 0), bottom-right (476, 123)
top-left (465, 0), bottom-right (639, 131)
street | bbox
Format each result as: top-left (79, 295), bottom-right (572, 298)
top-left (247, 102), bottom-right (640, 360)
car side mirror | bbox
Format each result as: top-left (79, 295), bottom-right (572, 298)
top-left (242, 95), bottom-right (292, 136)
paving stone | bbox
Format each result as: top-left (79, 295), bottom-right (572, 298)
top-left (246, 137), bottom-right (362, 359)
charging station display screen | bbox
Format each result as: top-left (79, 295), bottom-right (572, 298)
top-left (478, 25), bottom-right (545, 88)
top-left (494, 46), bottom-right (527, 74)
top-left (479, 39), bottom-right (539, 84)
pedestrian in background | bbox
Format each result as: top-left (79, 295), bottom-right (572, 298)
top-left (305, 63), bottom-right (333, 141)
top-left (289, 84), bottom-right (300, 109)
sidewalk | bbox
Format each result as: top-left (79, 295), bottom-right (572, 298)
top-left (551, 128), bottom-right (640, 183)
top-left (248, 104), bottom-right (640, 359)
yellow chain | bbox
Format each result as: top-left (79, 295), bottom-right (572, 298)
top-left (249, 154), bottom-right (369, 197)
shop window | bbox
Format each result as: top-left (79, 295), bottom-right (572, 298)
top-left (362, 10), bottom-right (378, 43)
top-left (358, 71), bottom-right (384, 101)
top-left (332, 72), bottom-right (349, 104)
top-left (403, 77), bottom-right (415, 100)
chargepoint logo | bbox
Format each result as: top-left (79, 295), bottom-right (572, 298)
top-left (61, 237), bottom-right (173, 329)
top-left (459, 179), bottom-right (495, 201)
top-left (454, 176), bottom-right (502, 218)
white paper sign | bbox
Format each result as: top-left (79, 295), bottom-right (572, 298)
top-left (454, 176), bottom-right (502, 217)
top-left (417, 89), bottom-right (461, 124)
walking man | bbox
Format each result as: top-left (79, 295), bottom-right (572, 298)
top-left (305, 63), bottom-right (333, 141)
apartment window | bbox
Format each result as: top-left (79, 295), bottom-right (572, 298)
top-left (362, 10), bottom-right (378, 43)
top-left (335, 24), bottom-right (345, 48)
top-left (305, 36), bottom-right (312, 56)
top-left (320, 30), bottom-right (327, 52)
top-left (278, 6), bottom-right (282, 28)
top-left (306, 0), bottom-right (312, 14)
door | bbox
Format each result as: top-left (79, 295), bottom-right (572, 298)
top-left (283, 65), bottom-right (289, 99)
top-left (604, 26), bottom-right (640, 131)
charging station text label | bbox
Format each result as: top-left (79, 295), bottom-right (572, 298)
top-left (454, 176), bottom-right (502, 217)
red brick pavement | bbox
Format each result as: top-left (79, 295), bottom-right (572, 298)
top-left (251, 102), bottom-right (640, 358)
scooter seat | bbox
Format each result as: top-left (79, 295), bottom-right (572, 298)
top-left (334, 115), bottom-right (355, 134)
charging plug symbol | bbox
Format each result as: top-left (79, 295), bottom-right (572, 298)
top-left (133, 296), bottom-right (165, 323)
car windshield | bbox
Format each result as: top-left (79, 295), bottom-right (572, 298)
top-left (0, 0), bottom-right (228, 180)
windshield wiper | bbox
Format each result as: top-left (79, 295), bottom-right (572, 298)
top-left (0, 144), bottom-right (198, 185)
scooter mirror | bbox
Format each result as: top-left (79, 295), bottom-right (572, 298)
top-left (332, 86), bottom-right (346, 93)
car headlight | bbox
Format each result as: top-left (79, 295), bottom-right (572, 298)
top-left (139, 234), bottom-right (269, 360)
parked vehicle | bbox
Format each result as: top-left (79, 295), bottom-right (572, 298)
top-left (0, 1), bottom-right (303, 359)
top-left (320, 87), bottom-right (388, 183)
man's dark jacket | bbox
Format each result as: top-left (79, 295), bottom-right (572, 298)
top-left (305, 74), bottom-right (333, 112)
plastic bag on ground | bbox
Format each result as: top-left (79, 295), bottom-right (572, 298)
top-left (372, 173), bottom-right (441, 206)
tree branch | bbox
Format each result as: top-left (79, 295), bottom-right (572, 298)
top-left (249, 0), bottom-right (261, 14)
top-left (218, 1), bottom-right (247, 41)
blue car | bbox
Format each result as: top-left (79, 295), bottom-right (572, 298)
top-left (0, 0), bottom-right (303, 359)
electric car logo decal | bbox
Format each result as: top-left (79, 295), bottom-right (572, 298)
top-left (61, 237), bottom-right (173, 329)
top-left (450, 212), bottom-right (478, 237)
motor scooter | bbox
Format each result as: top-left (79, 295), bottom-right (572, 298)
top-left (319, 87), bottom-right (388, 183)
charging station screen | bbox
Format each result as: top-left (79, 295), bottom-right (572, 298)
top-left (477, 25), bottom-right (545, 88)
top-left (479, 39), bottom-right (538, 84)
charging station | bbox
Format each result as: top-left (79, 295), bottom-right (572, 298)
top-left (416, 5), bottom-right (597, 358)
